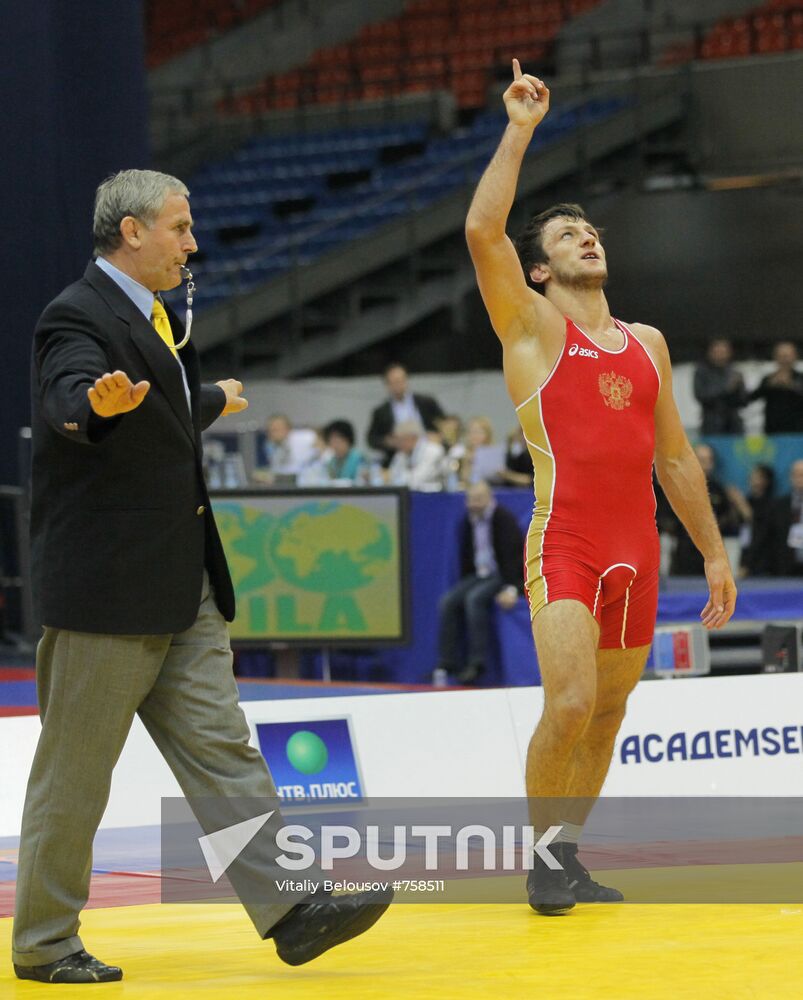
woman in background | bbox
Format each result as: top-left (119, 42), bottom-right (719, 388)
top-left (459, 416), bottom-right (496, 487)
top-left (323, 419), bottom-right (365, 483)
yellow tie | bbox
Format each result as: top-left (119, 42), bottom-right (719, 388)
top-left (151, 298), bottom-right (177, 357)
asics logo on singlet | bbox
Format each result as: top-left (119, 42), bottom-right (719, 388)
top-left (568, 343), bottom-right (598, 359)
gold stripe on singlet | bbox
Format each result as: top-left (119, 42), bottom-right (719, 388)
top-left (518, 393), bottom-right (555, 617)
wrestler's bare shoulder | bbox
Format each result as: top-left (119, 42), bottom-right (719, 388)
top-left (625, 321), bottom-right (670, 368)
top-left (627, 322), bottom-right (665, 347)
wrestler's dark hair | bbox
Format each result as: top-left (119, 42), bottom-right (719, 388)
top-left (515, 203), bottom-right (600, 281)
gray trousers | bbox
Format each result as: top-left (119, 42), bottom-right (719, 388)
top-left (437, 573), bottom-right (502, 671)
top-left (12, 574), bottom-right (293, 967)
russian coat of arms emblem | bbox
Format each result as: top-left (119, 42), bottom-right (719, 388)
top-left (598, 371), bottom-right (633, 410)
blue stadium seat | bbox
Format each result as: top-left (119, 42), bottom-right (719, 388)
top-left (187, 99), bottom-right (627, 310)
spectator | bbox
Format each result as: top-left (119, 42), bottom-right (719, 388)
top-left (322, 419), bottom-right (365, 483)
top-left (693, 338), bottom-right (747, 434)
top-left (387, 421), bottom-right (445, 490)
top-left (438, 415), bottom-right (466, 492)
top-left (256, 413), bottom-right (318, 480)
top-left (733, 463), bottom-right (776, 577)
top-left (669, 444), bottom-right (742, 574)
top-left (772, 459), bottom-right (803, 576)
top-left (367, 363), bottom-right (444, 466)
top-left (436, 414), bottom-right (464, 453)
top-left (295, 428), bottom-right (330, 486)
top-left (458, 416), bottom-right (501, 486)
top-left (749, 341), bottom-right (803, 434)
top-left (434, 481), bottom-right (524, 685)
top-left (498, 426), bottom-right (534, 486)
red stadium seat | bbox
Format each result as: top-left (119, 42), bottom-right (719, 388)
top-left (219, 0), bottom-right (603, 114)
top-left (449, 49), bottom-right (493, 73)
top-left (515, 42), bottom-right (549, 64)
top-left (274, 71), bottom-right (302, 95)
top-left (145, 0), bottom-right (280, 67)
top-left (272, 92), bottom-right (300, 111)
top-left (756, 28), bottom-right (788, 52)
top-left (753, 13), bottom-right (787, 32)
top-left (361, 64), bottom-right (397, 84)
top-left (700, 0), bottom-right (803, 61)
top-left (408, 36), bottom-right (448, 56)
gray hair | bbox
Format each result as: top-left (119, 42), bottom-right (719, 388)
top-left (93, 169), bottom-right (189, 255)
top-left (394, 420), bottom-right (424, 437)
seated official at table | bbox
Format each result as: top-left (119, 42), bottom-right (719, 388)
top-left (386, 420), bottom-right (445, 491)
top-left (255, 413), bottom-right (318, 482)
top-left (434, 481), bottom-right (524, 684)
top-left (323, 419), bottom-right (365, 483)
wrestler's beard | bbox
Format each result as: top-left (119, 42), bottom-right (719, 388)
top-left (550, 261), bottom-right (608, 292)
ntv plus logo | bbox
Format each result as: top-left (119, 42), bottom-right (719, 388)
top-left (256, 719), bottom-right (363, 803)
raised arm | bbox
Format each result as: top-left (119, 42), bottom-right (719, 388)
top-left (465, 60), bottom-right (557, 343)
top-left (640, 326), bottom-right (737, 629)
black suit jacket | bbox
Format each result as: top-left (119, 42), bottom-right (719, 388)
top-left (459, 505), bottom-right (524, 591)
top-left (29, 260), bottom-right (235, 634)
top-left (367, 393), bottom-right (444, 463)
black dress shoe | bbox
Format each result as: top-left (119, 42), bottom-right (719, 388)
top-left (456, 662), bottom-right (484, 685)
top-left (14, 950), bottom-right (123, 983)
top-left (271, 885), bottom-right (393, 966)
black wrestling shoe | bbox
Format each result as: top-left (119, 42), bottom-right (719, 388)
top-left (14, 950), bottom-right (123, 983)
top-left (271, 885), bottom-right (393, 966)
top-left (561, 843), bottom-right (624, 902)
top-left (526, 848), bottom-right (576, 915)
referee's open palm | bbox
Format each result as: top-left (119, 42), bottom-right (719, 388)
top-left (88, 370), bottom-right (150, 417)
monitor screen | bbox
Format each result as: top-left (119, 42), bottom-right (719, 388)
top-left (211, 488), bottom-right (409, 645)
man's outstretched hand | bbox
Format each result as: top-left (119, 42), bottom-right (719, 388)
top-left (88, 371), bottom-right (150, 417)
top-left (217, 379), bottom-right (248, 415)
top-left (503, 59), bottom-right (550, 129)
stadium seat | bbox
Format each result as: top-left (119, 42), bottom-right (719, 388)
top-left (145, 0), bottom-right (281, 67)
top-left (183, 96), bottom-right (627, 312)
top-left (223, 0), bottom-right (603, 115)
top-left (701, 2), bottom-right (799, 61)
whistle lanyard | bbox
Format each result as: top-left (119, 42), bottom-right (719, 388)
top-left (174, 265), bottom-right (195, 349)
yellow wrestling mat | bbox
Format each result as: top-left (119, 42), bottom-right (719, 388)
top-left (2, 900), bottom-right (802, 999)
